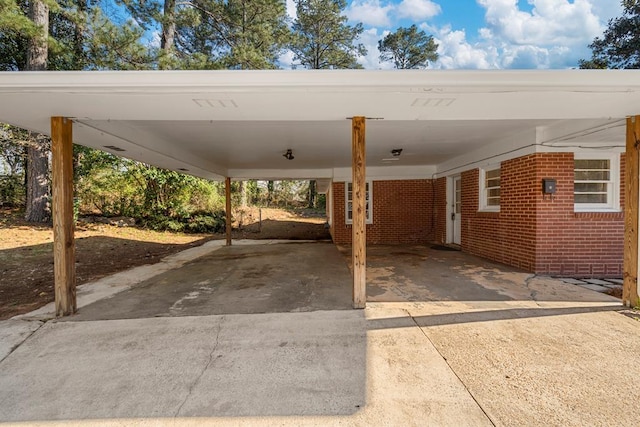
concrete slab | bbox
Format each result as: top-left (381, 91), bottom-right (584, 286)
top-left (608, 278), bottom-right (624, 285)
top-left (0, 239), bottom-right (634, 427)
top-left (348, 245), bottom-right (619, 305)
top-left (0, 309), bottom-right (491, 426)
top-left (0, 319), bottom-right (43, 362)
top-left (405, 301), bottom-right (640, 427)
top-left (579, 283), bottom-right (609, 293)
top-left (68, 242), bottom-right (352, 321)
top-left (15, 239), bottom-right (228, 320)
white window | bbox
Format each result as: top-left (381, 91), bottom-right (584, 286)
top-left (574, 154), bottom-right (620, 212)
top-left (479, 166), bottom-right (500, 212)
top-left (345, 181), bottom-right (372, 224)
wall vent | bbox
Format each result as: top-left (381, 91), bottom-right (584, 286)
top-left (411, 98), bottom-right (456, 107)
top-left (193, 99), bottom-right (238, 108)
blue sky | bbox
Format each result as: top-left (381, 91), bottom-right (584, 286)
top-left (283, 0), bottom-right (624, 69)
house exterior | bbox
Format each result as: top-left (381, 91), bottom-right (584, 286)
top-left (327, 145), bottom-right (625, 278)
top-left (1, 69), bottom-right (638, 311)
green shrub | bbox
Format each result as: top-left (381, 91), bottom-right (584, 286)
top-left (139, 210), bottom-right (226, 234)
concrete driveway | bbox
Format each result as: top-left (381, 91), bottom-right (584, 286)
top-left (1, 240), bottom-right (639, 426)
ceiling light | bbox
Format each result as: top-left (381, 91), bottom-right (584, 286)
top-left (283, 149), bottom-right (294, 160)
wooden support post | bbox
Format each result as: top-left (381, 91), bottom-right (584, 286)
top-left (352, 116), bottom-right (366, 309)
top-left (51, 117), bottom-right (76, 316)
top-left (225, 177), bottom-right (232, 246)
top-left (624, 116), bottom-right (640, 308)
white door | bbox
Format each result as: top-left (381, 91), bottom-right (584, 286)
top-left (452, 176), bottom-right (462, 245)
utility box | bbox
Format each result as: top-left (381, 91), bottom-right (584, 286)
top-left (542, 178), bottom-right (557, 194)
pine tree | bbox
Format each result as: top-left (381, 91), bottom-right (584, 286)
top-left (290, 0), bottom-right (366, 69)
top-left (378, 25), bottom-right (438, 69)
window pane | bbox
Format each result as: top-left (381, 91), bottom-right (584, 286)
top-left (483, 168), bottom-right (500, 208)
top-left (575, 194), bottom-right (607, 203)
top-left (486, 178), bottom-right (500, 188)
top-left (486, 169), bottom-right (500, 179)
top-left (575, 183), bottom-right (608, 193)
top-left (575, 159), bottom-right (609, 170)
top-left (575, 170), bottom-right (610, 181)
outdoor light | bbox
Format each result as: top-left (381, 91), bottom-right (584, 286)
top-left (283, 149), bottom-right (294, 160)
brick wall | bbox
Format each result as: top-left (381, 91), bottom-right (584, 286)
top-left (438, 152), bottom-right (624, 277)
top-left (330, 180), bottom-right (433, 245)
top-left (533, 153), bottom-right (624, 276)
top-left (433, 177), bottom-right (447, 244)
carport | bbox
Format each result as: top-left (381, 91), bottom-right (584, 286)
top-left (1, 70), bottom-right (640, 316)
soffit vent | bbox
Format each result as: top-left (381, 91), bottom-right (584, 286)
top-left (411, 98), bottom-right (456, 107)
top-left (193, 99), bottom-right (238, 108)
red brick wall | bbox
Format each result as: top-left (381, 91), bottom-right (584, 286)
top-left (534, 153), bottom-right (624, 276)
top-left (330, 180), bottom-right (433, 244)
top-left (433, 177), bottom-right (447, 244)
top-left (437, 153), bottom-right (624, 277)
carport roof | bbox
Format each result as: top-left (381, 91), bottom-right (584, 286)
top-left (1, 69), bottom-right (639, 181)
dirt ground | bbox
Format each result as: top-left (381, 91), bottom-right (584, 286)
top-left (0, 207), bottom-right (329, 320)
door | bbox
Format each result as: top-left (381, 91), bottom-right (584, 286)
top-left (451, 176), bottom-right (462, 245)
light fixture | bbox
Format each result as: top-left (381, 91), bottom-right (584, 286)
top-left (283, 149), bottom-right (294, 160)
top-left (391, 148), bottom-right (403, 157)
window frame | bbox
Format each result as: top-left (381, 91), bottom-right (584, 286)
top-left (574, 153), bottom-right (620, 212)
top-left (479, 165), bottom-right (501, 212)
top-left (345, 181), bottom-right (373, 225)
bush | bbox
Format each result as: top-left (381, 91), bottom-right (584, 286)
top-left (139, 210), bottom-right (226, 234)
top-left (0, 174), bottom-right (24, 207)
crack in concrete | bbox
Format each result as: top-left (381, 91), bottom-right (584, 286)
top-left (174, 316), bottom-right (225, 417)
top-left (403, 308), bottom-right (497, 427)
top-left (0, 320), bottom-right (46, 365)
top-left (522, 274), bottom-right (540, 306)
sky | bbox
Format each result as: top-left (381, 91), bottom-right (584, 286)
top-left (282, 0), bottom-right (624, 69)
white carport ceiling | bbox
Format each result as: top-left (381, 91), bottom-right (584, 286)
top-left (1, 70), bottom-right (639, 181)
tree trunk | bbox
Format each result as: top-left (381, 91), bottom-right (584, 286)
top-left (267, 180), bottom-right (274, 206)
top-left (24, 0), bottom-right (51, 223)
top-left (25, 134), bottom-right (50, 222)
top-left (239, 181), bottom-right (247, 207)
top-left (308, 180), bottom-right (317, 208)
top-left (74, 0), bottom-right (87, 69)
top-left (26, 0), bottom-right (48, 71)
top-left (161, 0), bottom-right (176, 68)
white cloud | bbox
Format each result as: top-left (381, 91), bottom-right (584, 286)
top-left (478, 0), bottom-right (602, 46)
top-left (278, 50), bottom-right (295, 69)
top-left (589, 0), bottom-right (623, 23)
top-left (288, 0), bottom-right (623, 70)
top-left (286, 0), bottom-right (297, 20)
top-left (397, 0), bottom-right (442, 20)
top-left (347, 0), bottom-right (394, 27)
top-left (356, 28), bottom-right (395, 69)
top-left (431, 26), bottom-right (498, 69)
top-left (457, 0), bottom-right (614, 69)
